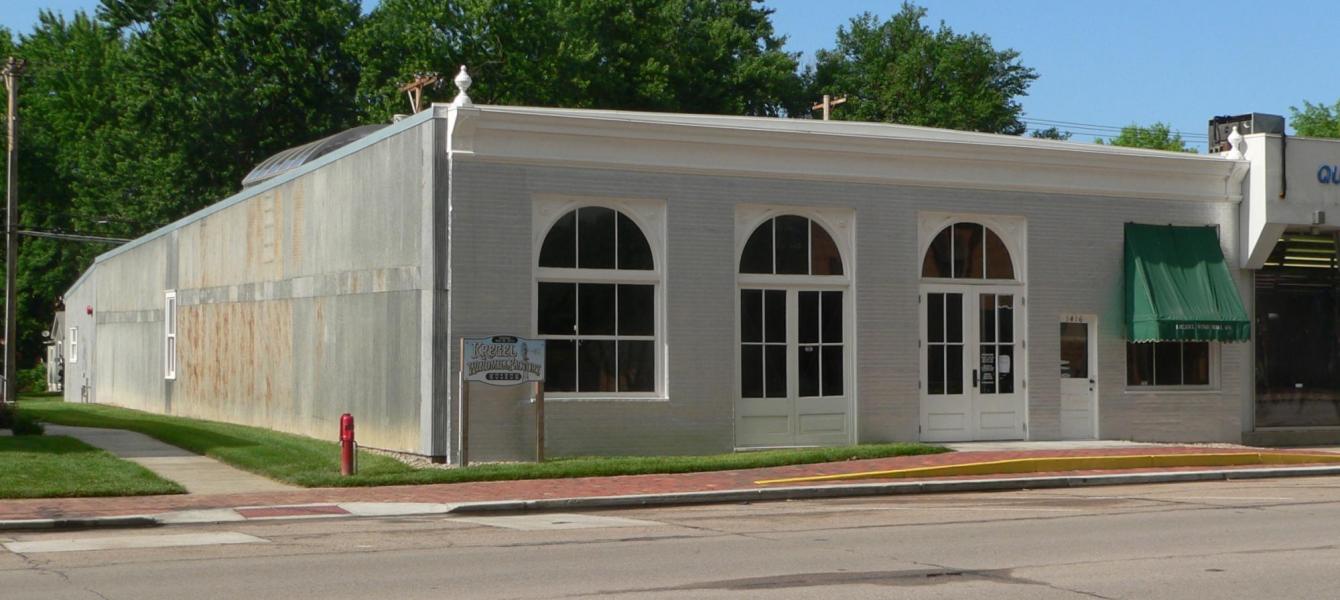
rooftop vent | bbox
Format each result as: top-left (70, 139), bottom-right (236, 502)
top-left (242, 124), bottom-right (387, 188)
top-left (1208, 113), bottom-right (1285, 153)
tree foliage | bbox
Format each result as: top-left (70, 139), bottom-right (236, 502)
top-left (1096, 122), bottom-right (1195, 153)
top-left (809, 3), bottom-right (1037, 133)
top-left (1291, 100), bottom-right (1340, 138)
top-left (1030, 127), bottom-right (1071, 140)
top-left (4, 13), bottom-right (125, 366)
top-left (91, 0), bottom-right (363, 232)
top-left (348, 0), bottom-right (806, 122)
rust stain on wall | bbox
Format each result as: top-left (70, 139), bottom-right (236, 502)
top-left (179, 299), bottom-right (295, 432)
top-left (290, 180), bottom-right (305, 267)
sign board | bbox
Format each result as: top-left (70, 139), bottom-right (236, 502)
top-left (463, 335), bottom-right (545, 386)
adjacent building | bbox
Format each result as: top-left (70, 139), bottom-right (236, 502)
top-left (59, 79), bottom-right (1340, 462)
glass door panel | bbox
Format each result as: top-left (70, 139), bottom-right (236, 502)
top-left (977, 294), bottom-right (1015, 395)
top-left (1060, 322), bottom-right (1088, 379)
top-left (740, 289), bottom-right (787, 398)
top-left (798, 291), bottom-right (844, 397)
top-left (927, 293), bottom-right (964, 395)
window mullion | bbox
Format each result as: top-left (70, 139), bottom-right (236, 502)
top-left (1179, 341), bottom-right (1186, 385)
top-left (949, 224), bottom-right (956, 279)
top-left (614, 284), bottom-right (621, 392)
top-left (806, 218), bottom-right (813, 276)
top-left (574, 282), bottom-right (582, 392)
top-left (770, 218), bottom-right (777, 275)
top-left (1151, 343), bottom-right (1157, 384)
top-left (982, 224), bottom-right (988, 279)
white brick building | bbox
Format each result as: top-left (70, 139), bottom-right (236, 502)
top-left (62, 90), bottom-right (1340, 461)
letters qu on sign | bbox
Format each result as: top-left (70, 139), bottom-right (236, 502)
top-left (1318, 165), bottom-right (1340, 185)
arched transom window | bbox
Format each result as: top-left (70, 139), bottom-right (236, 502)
top-left (921, 222), bottom-right (1015, 280)
top-left (537, 206), bottom-right (657, 394)
top-left (740, 215), bottom-right (844, 275)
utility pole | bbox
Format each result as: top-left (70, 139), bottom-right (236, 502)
top-left (398, 73), bottom-right (440, 114)
top-left (3, 57), bottom-right (24, 406)
top-left (812, 94), bottom-right (848, 121)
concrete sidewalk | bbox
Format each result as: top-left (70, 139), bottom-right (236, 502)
top-left (5, 441), bottom-right (1340, 530)
top-left (46, 425), bottom-right (296, 495)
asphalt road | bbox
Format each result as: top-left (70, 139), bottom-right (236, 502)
top-left (6, 477), bottom-right (1340, 599)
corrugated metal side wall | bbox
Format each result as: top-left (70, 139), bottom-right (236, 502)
top-left (64, 118), bottom-right (438, 454)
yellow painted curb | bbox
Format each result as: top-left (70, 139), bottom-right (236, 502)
top-left (754, 452), bottom-right (1340, 485)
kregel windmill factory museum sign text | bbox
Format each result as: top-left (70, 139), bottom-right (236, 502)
top-left (463, 336), bottom-right (545, 386)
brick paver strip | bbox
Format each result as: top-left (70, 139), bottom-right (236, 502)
top-left (4, 446), bottom-right (1337, 521)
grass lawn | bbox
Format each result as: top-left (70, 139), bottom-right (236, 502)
top-left (0, 436), bottom-right (185, 499)
top-left (19, 396), bottom-right (948, 488)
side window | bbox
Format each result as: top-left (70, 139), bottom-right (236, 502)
top-left (69, 327), bottom-right (78, 364)
top-left (165, 290), bottom-right (177, 380)
top-left (1126, 342), bottom-right (1211, 386)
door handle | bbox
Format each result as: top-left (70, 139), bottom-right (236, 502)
top-left (972, 369), bottom-right (978, 388)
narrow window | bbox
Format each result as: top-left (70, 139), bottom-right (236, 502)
top-left (165, 290), bottom-right (177, 380)
top-left (69, 327), bottom-right (78, 364)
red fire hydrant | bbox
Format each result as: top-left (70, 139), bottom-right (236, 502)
top-left (340, 413), bottom-right (357, 476)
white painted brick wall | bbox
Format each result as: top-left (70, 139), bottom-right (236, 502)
top-left (451, 160), bottom-right (1248, 458)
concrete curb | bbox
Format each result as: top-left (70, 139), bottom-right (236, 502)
top-left (0, 515), bottom-right (159, 531)
top-left (5, 465), bottom-right (1340, 532)
top-left (439, 465), bottom-right (1340, 514)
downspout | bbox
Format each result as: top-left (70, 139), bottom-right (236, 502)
top-left (1278, 133), bottom-right (1287, 199)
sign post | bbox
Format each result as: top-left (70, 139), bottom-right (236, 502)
top-left (459, 335), bottom-right (546, 467)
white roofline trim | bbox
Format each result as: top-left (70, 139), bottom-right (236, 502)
top-left (448, 104), bottom-right (1246, 204)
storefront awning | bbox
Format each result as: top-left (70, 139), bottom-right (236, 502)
top-left (1125, 223), bottom-right (1250, 342)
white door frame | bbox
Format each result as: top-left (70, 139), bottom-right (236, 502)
top-left (1060, 314), bottom-right (1099, 440)
top-left (919, 282), bottom-right (1028, 441)
top-left (735, 282), bottom-right (854, 448)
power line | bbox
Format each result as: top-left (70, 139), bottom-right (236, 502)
top-left (1022, 114), bottom-right (1210, 140)
top-left (18, 229), bottom-right (129, 244)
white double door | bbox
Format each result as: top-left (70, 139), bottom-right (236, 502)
top-left (920, 285), bottom-right (1026, 441)
top-left (736, 287), bottom-right (851, 448)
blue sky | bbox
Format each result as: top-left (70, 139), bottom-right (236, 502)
top-left (3, 0), bottom-right (1336, 148)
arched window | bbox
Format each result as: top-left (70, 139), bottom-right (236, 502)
top-left (537, 206), bottom-right (657, 394)
top-left (739, 215), bottom-right (844, 275)
top-left (921, 222), bottom-right (1015, 280)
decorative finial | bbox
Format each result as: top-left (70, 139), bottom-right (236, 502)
top-left (1225, 125), bottom-right (1245, 159)
top-left (452, 66), bottom-right (473, 107)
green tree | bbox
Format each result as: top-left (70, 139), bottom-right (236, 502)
top-left (347, 0), bottom-right (806, 122)
top-left (1030, 127), bottom-right (1071, 141)
top-left (91, 0), bottom-right (363, 233)
top-left (1096, 122), bottom-right (1195, 153)
top-left (809, 3), bottom-right (1037, 133)
top-left (1291, 100), bottom-right (1340, 138)
top-left (2, 13), bottom-right (125, 368)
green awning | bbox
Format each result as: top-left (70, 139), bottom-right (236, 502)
top-left (1125, 223), bottom-right (1250, 342)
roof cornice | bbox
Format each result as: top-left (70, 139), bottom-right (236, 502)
top-left (444, 105), bottom-right (1246, 204)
